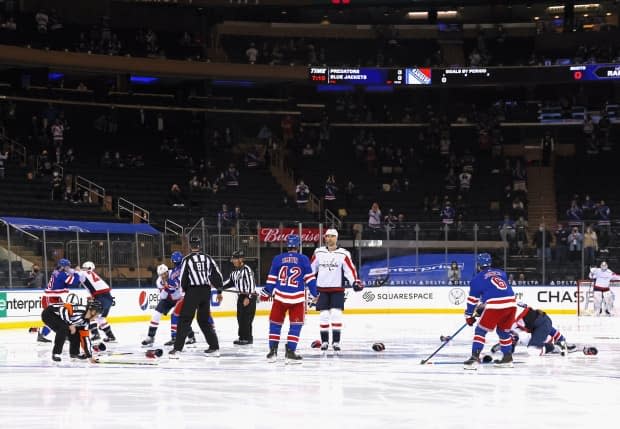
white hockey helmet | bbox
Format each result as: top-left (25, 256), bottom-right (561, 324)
top-left (600, 261), bottom-right (608, 270)
top-left (82, 261), bottom-right (95, 271)
top-left (157, 264), bottom-right (169, 276)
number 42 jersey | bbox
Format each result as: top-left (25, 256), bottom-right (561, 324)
top-left (264, 251), bottom-right (317, 304)
top-left (466, 268), bottom-right (516, 315)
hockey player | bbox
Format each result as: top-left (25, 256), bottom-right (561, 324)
top-left (491, 303), bottom-right (575, 356)
top-left (588, 261), bottom-right (619, 316)
top-left (164, 251), bottom-right (197, 347)
top-left (310, 228), bottom-right (362, 354)
top-left (463, 253), bottom-right (517, 369)
top-left (37, 258), bottom-right (81, 343)
top-left (80, 261), bottom-right (116, 343)
top-left (261, 234), bottom-right (317, 363)
top-left (41, 300), bottom-right (102, 363)
top-left (141, 263), bottom-right (184, 347)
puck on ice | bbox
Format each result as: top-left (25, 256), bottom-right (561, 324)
top-left (372, 342), bottom-right (385, 352)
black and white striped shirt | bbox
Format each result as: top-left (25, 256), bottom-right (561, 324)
top-left (180, 252), bottom-right (224, 289)
top-left (223, 264), bottom-right (256, 296)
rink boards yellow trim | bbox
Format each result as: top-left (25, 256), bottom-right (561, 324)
top-left (0, 308), bottom-right (578, 330)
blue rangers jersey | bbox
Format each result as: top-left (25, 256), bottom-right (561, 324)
top-left (263, 251), bottom-right (317, 304)
top-left (465, 268), bottom-right (516, 316)
top-left (45, 269), bottom-right (81, 299)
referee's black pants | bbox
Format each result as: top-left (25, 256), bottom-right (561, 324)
top-left (237, 295), bottom-right (256, 342)
top-left (174, 286), bottom-right (219, 351)
top-left (41, 307), bottom-right (80, 356)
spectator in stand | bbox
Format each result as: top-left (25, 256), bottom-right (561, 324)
top-left (218, 204), bottom-right (234, 229)
top-left (0, 148), bottom-right (8, 180)
top-left (444, 168), bottom-right (457, 192)
top-left (447, 261), bottom-right (461, 284)
top-left (533, 223), bottom-right (552, 261)
top-left (167, 184), bottom-right (185, 207)
top-left (368, 202), bottom-right (382, 235)
top-left (554, 223), bottom-right (568, 264)
top-left (499, 215), bottom-right (516, 246)
top-left (440, 200), bottom-right (455, 227)
top-left (295, 180), bottom-right (310, 208)
top-left (224, 163), bottom-right (239, 189)
top-left (281, 115), bottom-right (294, 144)
top-left (324, 174), bottom-right (337, 213)
top-left (511, 196), bottom-right (526, 219)
top-left (583, 225), bottom-right (598, 267)
top-left (567, 226), bottom-right (583, 262)
top-left (384, 209), bottom-right (398, 231)
top-left (514, 216), bottom-right (529, 255)
top-left (540, 131), bottom-right (555, 166)
top-left (27, 264), bottom-right (46, 288)
top-left (596, 200), bottom-right (611, 247)
top-left (458, 169), bottom-right (472, 193)
top-left (582, 194), bottom-right (596, 219)
top-left (246, 42), bottom-right (258, 64)
top-left (51, 171), bottom-right (62, 201)
top-left (566, 200), bottom-right (583, 223)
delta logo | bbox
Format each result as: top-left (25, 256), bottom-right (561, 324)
top-left (138, 291), bottom-right (148, 311)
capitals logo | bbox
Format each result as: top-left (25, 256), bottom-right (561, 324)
top-left (138, 291), bottom-right (148, 311)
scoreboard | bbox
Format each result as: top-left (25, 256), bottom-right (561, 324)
top-left (309, 64), bottom-right (620, 87)
top-left (309, 67), bottom-right (432, 86)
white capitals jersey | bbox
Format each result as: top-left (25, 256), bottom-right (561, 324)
top-left (589, 268), bottom-right (620, 290)
top-left (81, 270), bottom-right (111, 296)
top-left (310, 246), bottom-right (360, 292)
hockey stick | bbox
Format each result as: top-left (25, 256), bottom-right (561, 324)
top-left (96, 360), bottom-right (158, 366)
top-left (420, 322), bottom-right (469, 365)
top-left (220, 289), bottom-right (258, 296)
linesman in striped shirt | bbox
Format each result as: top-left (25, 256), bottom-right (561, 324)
top-left (222, 250), bottom-right (256, 345)
top-left (170, 236), bottom-right (224, 357)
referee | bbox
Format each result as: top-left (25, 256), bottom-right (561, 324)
top-left (222, 250), bottom-right (257, 345)
top-left (170, 236), bottom-right (223, 357)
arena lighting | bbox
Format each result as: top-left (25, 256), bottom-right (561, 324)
top-left (437, 10), bottom-right (458, 18)
top-left (548, 4), bottom-right (600, 13)
top-left (130, 75), bottom-right (159, 84)
top-left (407, 11), bottom-right (429, 19)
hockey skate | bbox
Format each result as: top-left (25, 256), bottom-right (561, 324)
top-left (164, 338), bottom-right (176, 347)
top-left (52, 354), bottom-right (61, 362)
top-left (557, 340), bottom-right (568, 356)
top-left (320, 342), bottom-right (329, 357)
top-left (493, 353), bottom-right (514, 368)
top-left (37, 333), bottom-right (52, 343)
top-left (91, 333), bottom-right (102, 342)
top-left (332, 342), bottom-right (342, 356)
top-left (463, 350), bottom-right (481, 370)
top-left (204, 347), bottom-right (220, 357)
top-left (103, 335), bottom-right (116, 343)
top-left (141, 336), bottom-right (154, 347)
top-left (185, 337), bottom-right (197, 346)
top-left (168, 349), bottom-right (181, 359)
top-left (285, 345), bottom-right (303, 364)
top-left (266, 346), bottom-right (278, 363)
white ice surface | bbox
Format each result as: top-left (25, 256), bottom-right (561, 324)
top-left (1, 314), bottom-right (619, 429)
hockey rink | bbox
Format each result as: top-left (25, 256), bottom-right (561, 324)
top-left (1, 313), bottom-right (619, 429)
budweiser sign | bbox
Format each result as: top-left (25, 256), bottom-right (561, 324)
top-left (259, 227), bottom-right (321, 243)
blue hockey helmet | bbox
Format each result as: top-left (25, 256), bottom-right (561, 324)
top-left (477, 253), bottom-right (492, 268)
top-left (58, 258), bottom-right (71, 268)
top-left (171, 251), bottom-right (183, 265)
top-left (286, 234), bottom-right (300, 248)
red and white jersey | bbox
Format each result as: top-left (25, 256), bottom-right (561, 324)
top-left (589, 268), bottom-right (620, 290)
top-left (310, 246), bottom-right (360, 292)
top-left (81, 270), bottom-right (111, 296)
